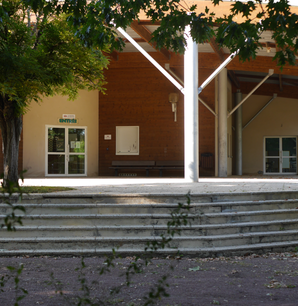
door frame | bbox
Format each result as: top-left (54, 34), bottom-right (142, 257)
top-left (263, 136), bottom-right (297, 175)
top-left (45, 125), bottom-right (87, 177)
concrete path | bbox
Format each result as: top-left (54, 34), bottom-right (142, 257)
top-left (19, 176), bottom-right (298, 195)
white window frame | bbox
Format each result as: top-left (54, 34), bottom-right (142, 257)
top-left (45, 125), bottom-right (87, 176)
top-left (263, 136), bottom-right (297, 175)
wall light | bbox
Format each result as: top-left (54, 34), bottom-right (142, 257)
top-left (169, 93), bottom-right (179, 122)
top-left (266, 42), bottom-right (271, 53)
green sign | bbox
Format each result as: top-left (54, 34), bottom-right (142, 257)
top-left (59, 119), bottom-right (77, 123)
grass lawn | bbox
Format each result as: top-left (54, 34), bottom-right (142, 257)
top-left (0, 186), bottom-right (75, 193)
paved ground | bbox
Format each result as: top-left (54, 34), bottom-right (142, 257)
top-left (1, 253), bottom-right (298, 306)
top-left (19, 176), bottom-right (298, 195)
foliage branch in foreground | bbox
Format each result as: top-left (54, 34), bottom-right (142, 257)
top-left (24, 0), bottom-right (298, 67)
top-left (0, 0), bottom-right (109, 184)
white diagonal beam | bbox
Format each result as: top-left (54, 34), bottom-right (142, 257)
top-left (117, 27), bottom-right (184, 94)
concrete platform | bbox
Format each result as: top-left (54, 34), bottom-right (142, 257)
top-left (19, 176), bottom-right (298, 195)
top-left (2, 176), bottom-right (298, 256)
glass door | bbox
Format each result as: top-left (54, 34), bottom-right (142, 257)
top-left (46, 126), bottom-right (86, 176)
top-left (68, 128), bottom-right (86, 175)
top-left (264, 137), bottom-right (296, 174)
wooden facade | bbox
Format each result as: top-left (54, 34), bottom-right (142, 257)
top-left (98, 53), bottom-right (216, 177)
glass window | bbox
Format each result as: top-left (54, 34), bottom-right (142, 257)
top-left (265, 137), bottom-right (297, 174)
top-left (48, 155), bottom-right (65, 174)
top-left (282, 137), bottom-right (296, 157)
top-left (68, 155), bottom-right (85, 174)
top-left (48, 128), bottom-right (65, 153)
top-left (265, 138), bottom-right (279, 157)
top-left (69, 129), bottom-right (85, 153)
top-left (265, 158), bottom-right (280, 173)
top-left (282, 158), bottom-right (296, 173)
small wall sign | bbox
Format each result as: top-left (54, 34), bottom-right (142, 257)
top-left (59, 118), bottom-right (77, 123)
top-left (104, 135), bottom-right (112, 140)
top-left (62, 114), bottom-right (75, 119)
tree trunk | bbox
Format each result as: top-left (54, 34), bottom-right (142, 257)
top-left (0, 96), bottom-right (23, 186)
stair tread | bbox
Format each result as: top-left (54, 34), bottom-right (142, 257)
top-left (2, 208), bottom-right (298, 218)
top-left (1, 229), bottom-right (298, 241)
top-left (1, 198), bottom-right (298, 207)
top-left (1, 240), bottom-right (298, 254)
top-left (2, 218), bottom-right (298, 230)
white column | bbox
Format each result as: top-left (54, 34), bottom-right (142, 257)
top-left (218, 68), bottom-right (228, 177)
top-left (184, 26), bottom-right (199, 182)
top-left (215, 76), bottom-right (219, 177)
top-left (235, 90), bottom-right (243, 175)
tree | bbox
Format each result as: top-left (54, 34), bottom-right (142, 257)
top-left (0, 0), bottom-right (109, 185)
top-left (2, 0), bottom-right (298, 184)
top-left (50, 0), bottom-right (297, 67)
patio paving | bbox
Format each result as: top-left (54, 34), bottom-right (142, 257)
top-left (19, 176), bottom-right (298, 195)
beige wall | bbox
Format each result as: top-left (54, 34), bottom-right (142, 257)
top-left (242, 95), bottom-right (298, 175)
top-left (23, 90), bottom-right (98, 177)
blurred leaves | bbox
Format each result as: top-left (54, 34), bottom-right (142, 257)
top-left (2, 0), bottom-right (298, 99)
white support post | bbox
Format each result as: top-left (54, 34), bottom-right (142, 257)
top-left (184, 26), bottom-right (199, 182)
top-left (215, 76), bottom-right (219, 177)
top-left (235, 90), bottom-right (242, 175)
top-left (218, 68), bottom-right (228, 177)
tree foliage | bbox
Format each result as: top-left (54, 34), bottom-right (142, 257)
top-left (0, 0), bottom-right (109, 183)
top-left (0, 0), bottom-right (109, 112)
top-left (24, 0), bottom-right (298, 68)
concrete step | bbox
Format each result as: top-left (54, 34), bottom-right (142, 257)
top-left (0, 213), bottom-right (178, 226)
top-left (1, 240), bottom-right (298, 257)
top-left (2, 198), bottom-right (298, 215)
top-left (1, 192), bottom-right (298, 256)
top-left (0, 203), bottom-right (199, 215)
top-left (4, 190), bottom-right (298, 205)
top-left (1, 230), bottom-right (298, 251)
top-left (205, 209), bottom-right (298, 224)
top-left (1, 219), bottom-right (298, 238)
top-left (2, 208), bottom-right (298, 226)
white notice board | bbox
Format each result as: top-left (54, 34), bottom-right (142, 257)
top-left (116, 126), bottom-right (139, 155)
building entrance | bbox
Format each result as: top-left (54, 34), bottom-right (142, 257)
top-left (46, 126), bottom-right (87, 176)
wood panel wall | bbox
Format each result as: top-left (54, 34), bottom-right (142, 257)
top-left (98, 53), bottom-right (216, 177)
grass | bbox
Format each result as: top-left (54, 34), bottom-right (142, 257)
top-left (0, 186), bottom-right (75, 193)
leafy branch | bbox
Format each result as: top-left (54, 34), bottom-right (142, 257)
top-left (0, 171), bottom-right (26, 231)
top-left (6, 264), bottom-right (28, 306)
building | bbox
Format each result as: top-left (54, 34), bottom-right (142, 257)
top-left (5, 1), bottom-right (298, 179)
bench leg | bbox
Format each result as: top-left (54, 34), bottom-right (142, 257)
top-left (115, 169), bottom-right (118, 176)
top-left (146, 169), bottom-right (149, 177)
top-left (159, 169), bottom-right (163, 177)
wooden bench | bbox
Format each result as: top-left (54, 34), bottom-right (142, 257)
top-left (155, 161), bottom-right (184, 177)
top-left (200, 152), bottom-right (213, 169)
top-left (110, 161), bottom-right (155, 177)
